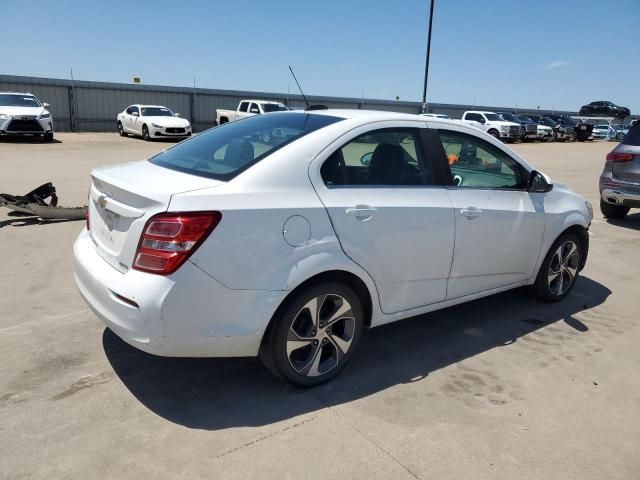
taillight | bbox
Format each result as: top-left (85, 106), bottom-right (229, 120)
top-left (606, 152), bottom-right (635, 163)
top-left (133, 211), bottom-right (222, 275)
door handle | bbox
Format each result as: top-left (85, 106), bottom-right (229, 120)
top-left (346, 206), bottom-right (377, 221)
top-left (460, 207), bottom-right (482, 218)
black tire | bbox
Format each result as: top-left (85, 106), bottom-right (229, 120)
top-left (488, 129), bottom-right (500, 140)
top-left (43, 132), bottom-right (54, 142)
top-left (600, 199), bottom-right (629, 219)
top-left (142, 124), bottom-right (150, 141)
top-left (117, 121), bottom-right (127, 137)
top-left (532, 232), bottom-right (583, 302)
top-left (260, 282), bottom-right (364, 387)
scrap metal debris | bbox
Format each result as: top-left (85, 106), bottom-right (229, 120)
top-left (0, 182), bottom-right (87, 220)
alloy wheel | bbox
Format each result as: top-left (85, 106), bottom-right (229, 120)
top-left (286, 294), bottom-right (356, 377)
top-left (547, 241), bottom-right (580, 296)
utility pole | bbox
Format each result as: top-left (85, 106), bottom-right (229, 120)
top-left (421, 0), bottom-right (435, 113)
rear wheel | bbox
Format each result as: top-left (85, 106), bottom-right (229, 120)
top-left (260, 282), bottom-right (364, 387)
top-left (532, 233), bottom-right (583, 302)
top-left (142, 124), bottom-right (150, 141)
top-left (117, 121), bottom-right (127, 137)
top-left (600, 199), bottom-right (629, 219)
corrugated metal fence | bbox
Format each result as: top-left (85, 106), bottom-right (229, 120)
top-left (1, 74), bottom-right (583, 132)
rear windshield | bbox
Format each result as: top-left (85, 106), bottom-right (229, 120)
top-left (150, 112), bottom-right (343, 180)
top-left (622, 124), bottom-right (640, 146)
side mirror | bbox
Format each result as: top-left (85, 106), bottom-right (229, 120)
top-left (132, 111), bottom-right (139, 117)
top-left (529, 170), bottom-right (553, 193)
top-left (174, 112), bottom-right (181, 117)
top-left (250, 108), bottom-right (260, 114)
top-left (43, 102), bottom-right (50, 108)
top-left (478, 118), bottom-right (486, 124)
top-left (361, 152), bottom-right (373, 166)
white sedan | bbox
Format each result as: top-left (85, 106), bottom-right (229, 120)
top-left (75, 110), bottom-right (592, 386)
top-left (117, 104), bottom-right (191, 140)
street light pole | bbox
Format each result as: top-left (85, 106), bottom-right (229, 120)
top-left (421, 0), bottom-right (435, 113)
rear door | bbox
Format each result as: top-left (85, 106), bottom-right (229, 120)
top-left (432, 126), bottom-right (546, 299)
top-left (310, 122), bottom-right (455, 314)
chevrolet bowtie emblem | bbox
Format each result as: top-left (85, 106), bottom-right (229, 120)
top-left (97, 194), bottom-right (108, 208)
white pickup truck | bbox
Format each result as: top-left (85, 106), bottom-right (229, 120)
top-left (216, 100), bottom-right (288, 125)
top-left (461, 110), bottom-right (521, 142)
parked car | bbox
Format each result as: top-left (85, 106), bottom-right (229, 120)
top-left (613, 125), bottom-right (630, 141)
top-left (579, 101), bottom-right (630, 119)
top-left (599, 123), bottom-right (640, 219)
top-left (548, 115), bottom-right (594, 142)
top-left (461, 110), bottom-right (521, 141)
top-left (216, 100), bottom-right (288, 125)
top-left (0, 92), bottom-right (54, 141)
top-left (517, 115), bottom-right (554, 141)
top-left (117, 105), bottom-right (191, 141)
top-left (74, 110), bottom-right (592, 386)
top-left (591, 124), bottom-right (616, 140)
top-left (527, 114), bottom-right (574, 142)
top-left (497, 112), bottom-right (538, 142)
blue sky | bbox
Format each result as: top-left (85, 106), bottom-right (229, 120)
top-left (3, 0), bottom-right (639, 111)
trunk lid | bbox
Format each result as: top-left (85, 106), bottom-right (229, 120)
top-left (89, 160), bottom-right (223, 272)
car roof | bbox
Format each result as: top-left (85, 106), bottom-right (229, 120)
top-left (0, 91), bottom-right (34, 96)
top-left (133, 104), bottom-right (170, 108)
top-left (243, 100), bottom-right (285, 104)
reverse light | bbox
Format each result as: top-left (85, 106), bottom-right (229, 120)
top-left (133, 212), bottom-right (221, 275)
top-left (606, 152), bottom-right (635, 163)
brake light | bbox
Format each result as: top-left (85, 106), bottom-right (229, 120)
top-left (133, 211), bottom-right (222, 275)
top-left (606, 152), bottom-right (635, 163)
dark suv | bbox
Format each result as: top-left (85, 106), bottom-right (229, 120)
top-left (579, 101), bottom-right (630, 119)
top-left (497, 112), bottom-right (538, 141)
top-left (548, 115), bottom-right (594, 142)
top-left (599, 124), bottom-right (640, 219)
top-left (528, 114), bottom-right (575, 142)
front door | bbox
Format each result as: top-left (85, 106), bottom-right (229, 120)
top-left (434, 128), bottom-right (546, 299)
top-left (312, 125), bottom-right (455, 314)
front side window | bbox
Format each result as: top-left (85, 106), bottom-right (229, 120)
top-left (151, 112), bottom-right (343, 180)
top-left (249, 103), bottom-right (260, 113)
top-left (437, 130), bottom-right (525, 189)
top-left (321, 128), bottom-right (434, 187)
top-left (466, 113), bottom-right (482, 122)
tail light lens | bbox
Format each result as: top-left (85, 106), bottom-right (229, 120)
top-left (133, 211), bottom-right (222, 275)
top-left (606, 152), bottom-right (635, 163)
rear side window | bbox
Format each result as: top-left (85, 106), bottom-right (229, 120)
top-left (150, 113), bottom-right (343, 180)
top-left (622, 124), bottom-right (640, 146)
top-left (238, 102), bottom-right (249, 112)
top-left (321, 128), bottom-right (435, 187)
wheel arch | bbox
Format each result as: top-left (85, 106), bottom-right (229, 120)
top-left (260, 269), bottom-right (374, 349)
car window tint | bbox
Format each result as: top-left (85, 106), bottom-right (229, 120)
top-left (239, 102), bottom-right (249, 112)
top-left (320, 128), bottom-right (434, 187)
top-left (437, 130), bottom-right (525, 189)
top-left (621, 124), bottom-right (640, 146)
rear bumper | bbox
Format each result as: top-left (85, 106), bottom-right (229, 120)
top-left (73, 229), bottom-right (286, 357)
top-left (601, 188), bottom-right (640, 208)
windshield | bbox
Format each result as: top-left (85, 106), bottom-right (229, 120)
top-left (542, 117), bottom-right (557, 126)
top-left (484, 113), bottom-right (502, 121)
top-left (518, 116), bottom-right (533, 122)
top-left (562, 116), bottom-right (579, 125)
top-left (500, 114), bottom-right (518, 122)
top-left (261, 103), bottom-right (288, 113)
top-left (0, 94), bottom-right (41, 107)
top-left (141, 107), bottom-right (174, 117)
top-left (150, 112), bottom-right (343, 180)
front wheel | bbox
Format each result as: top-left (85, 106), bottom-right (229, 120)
top-left (600, 199), bottom-right (629, 219)
top-left (532, 233), bottom-right (583, 302)
top-left (43, 132), bottom-right (54, 142)
top-left (142, 124), bottom-right (150, 141)
top-left (260, 283), bottom-right (364, 387)
top-left (118, 121), bottom-right (127, 137)
top-left (488, 129), bottom-right (500, 140)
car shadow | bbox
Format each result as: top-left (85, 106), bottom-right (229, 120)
top-left (606, 212), bottom-right (640, 231)
top-left (103, 276), bottom-right (610, 431)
